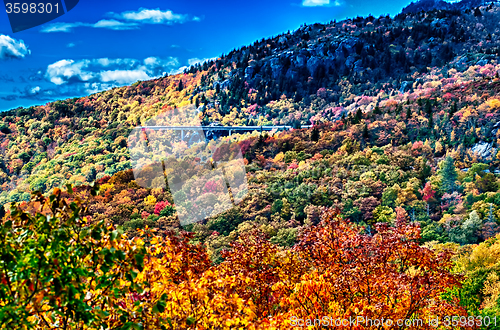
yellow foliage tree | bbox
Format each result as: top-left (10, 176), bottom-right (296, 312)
top-left (144, 195), bottom-right (157, 206)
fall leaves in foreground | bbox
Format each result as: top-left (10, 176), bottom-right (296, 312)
top-left (0, 188), bottom-right (471, 329)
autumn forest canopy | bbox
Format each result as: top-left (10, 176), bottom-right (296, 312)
top-left (4, 0), bottom-right (500, 328)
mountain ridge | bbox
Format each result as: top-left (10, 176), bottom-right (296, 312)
top-left (3, 2), bottom-right (500, 325)
top-left (0, 1), bottom-right (500, 204)
top-left (402, 0), bottom-right (498, 13)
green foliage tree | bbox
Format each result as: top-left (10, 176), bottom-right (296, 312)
top-left (269, 228), bottom-right (297, 247)
top-left (284, 151), bottom-right (297, 163)
top-left (439, 156), bottom-right (459, 193)
top-left (0, 186), bottom-right (146, 329)
top-left (420, 222), bottom-right (444, 242)
top-left (476, 173), bottom-right (498, 193)
top-left (0, 122), bottom-right (11, 134)
top-left (462, 211), bottom-right (483, 244)
top-left (371, 205), bottom-right (396, 225)
top-left (419, 157), bottom-right (432, 182)
top-left (449, 211), bottom-right (483, 245)
top-left (18, 152), bottom-right (30, 163)
top-left (271, 199), bottom-right (283, 214)
top-left (207, 208), bottom-right (244, 236)
top-left (381, 186), bottom-right (398, 208)
top-left (467, 163), bottom-right (488, 179)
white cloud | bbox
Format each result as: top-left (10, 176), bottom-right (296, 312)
top-left (40, 8), bottom-right (198, 33)
top-left (29, 86), bottom-right (41, 95)
top-left (144, 56), bottom-right (178, 68)
top-left (99, 70), bottom-right (151, 84)
top-left (45, 59), bottom-right (94, 85)
top-left (144, 57), bottom-right (160, 66)
top-left (45, 57), bottom-right (180, 90)
top-left (0, 34), bottom-right (30, 60)
top-left (301, 0), bottom-right (341, 7)
top-left (95, 58), bottom-right (139, 68)
top-left (40, 20), bottom-right (139, 33)
top-left (4, 56), bottom-right (183, 102)
top-left (93, 19), bottom-right (139, 30)
top-left (110, 8), bottom-right (189, 24)
top-left (40, 22), bottom-right (88, 33)
top-left (188, 58), bottom-right (209, 66)
top-left (66, 42), bottom-right (76, 48)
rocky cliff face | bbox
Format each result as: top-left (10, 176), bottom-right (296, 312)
top-left (402, 0), bottom-right (497, 14)
top-left (244, 36), bottom-right (362, 86)
top-left (187, 0), bottom-right (500, 116)
top-left (402, 0), bottom-right (455, 14)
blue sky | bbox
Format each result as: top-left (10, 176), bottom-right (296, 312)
top-left (0, 0), bottom-right (416, 112)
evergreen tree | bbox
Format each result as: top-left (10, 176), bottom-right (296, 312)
top-left (425, 99), bottom-right (433, 128)
top-left (362, 124), bottom-right (369, 140)
top-left (354, 109), bottom-right (363, 124)
top-left (292, 120), bottom-right (301, 129)
top-left (258, 133), bottom-right (265, 147)
top-left (85, 167), bottom-right (97, 182)
top-left (488, 203), bottom-right (495, 223)
top-left (310, 127), bottom-right (320, 142)
top-left (439, 156), bottom-right (458, 193)
top-left (450, 102), bottom-right (457, 117)
top-left (419, 158), bottom-right (432, 182)
top-left (396, 104), bottom-right (402, 115)
top-left (406, 106), bottom-right (412, 119)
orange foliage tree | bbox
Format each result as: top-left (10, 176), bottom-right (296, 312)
top-left (0, 188), bottom-right (470, 329)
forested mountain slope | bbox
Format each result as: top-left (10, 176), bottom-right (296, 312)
top-left (1, 1), bottom-right (500, 205)
top-left (4, 0), bottom-right (500, 327)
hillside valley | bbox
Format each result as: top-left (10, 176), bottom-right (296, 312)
top-left (4, 0), bottom-right (500, 328)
